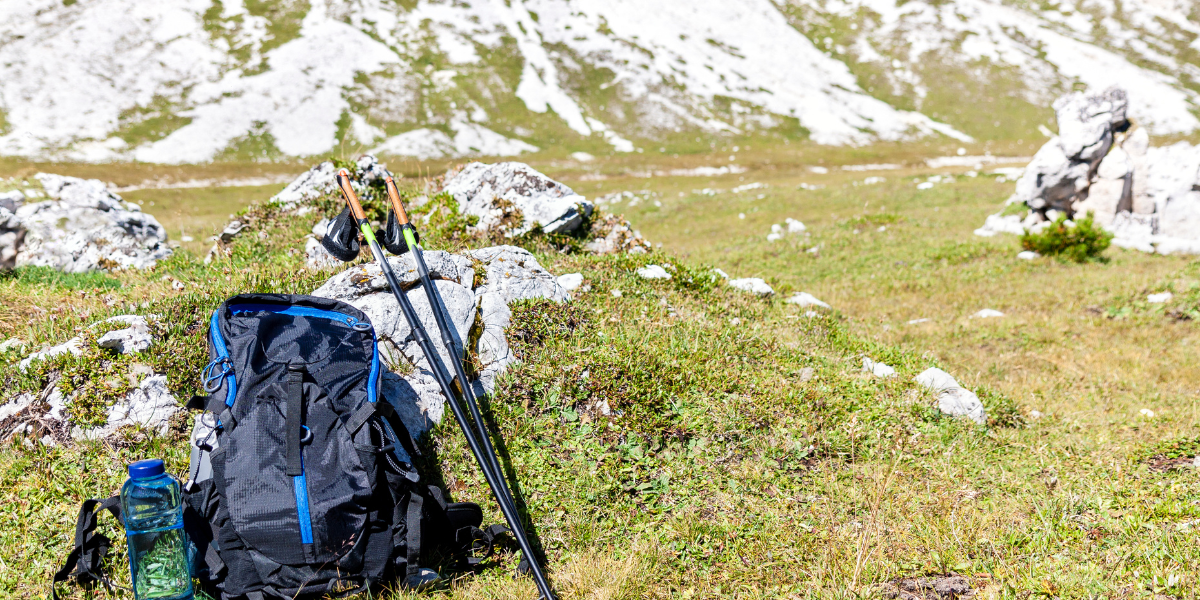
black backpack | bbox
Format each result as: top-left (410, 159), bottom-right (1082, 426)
top-left (54, 294), bottom-right (508, 599)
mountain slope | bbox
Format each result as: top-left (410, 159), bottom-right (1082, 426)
top-left (0, 0), bottom-right (1196, 163)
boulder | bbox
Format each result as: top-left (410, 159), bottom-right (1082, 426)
top-left (915, 368), bottom-right (986, 424)
top-left (4, 316), bottom-right (180, 443)
top-left (96, 315), bottom-right (154, 354)
top-left (637, 264), bottom-right (672, 280)
top-left (585, 214), bottom-right (650, 254)
top-left (312, 244), bottom-right (567, 434)
top-left (863, 357), bottom-right (896, 378)
top-left (14, 174), bottom-right (170, 272)
top-left (978, 87), bottom-right (1200, 254)
top-left (443, 162), bottom-right (593, 235)
top-left (0, 207), bottom-right (25, 270)
top-left (271, 155), bottom-right (388, 211)
top-left (785, 292), bottom-right (829, 309)
top-left (729, 277), bottom-right (774, 297)
top-left (1011, 87), bottom-right (1128, 216)
top-left (557, 273), bottom-right (584, 291)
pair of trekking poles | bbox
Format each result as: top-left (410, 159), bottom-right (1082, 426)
top-left (326, 170), bottom-right (557, 600)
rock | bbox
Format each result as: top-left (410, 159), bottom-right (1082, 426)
top-left (465, 245), bottom-right (569, 304)
top-left (0, 338), bottom-right (25, 353)
top-left (379, 370), bottom-right (445, 441)
top-left (713, 268), bottom-right (730, 279)
top-left (785, 218), bottom-right (806, 233)
top-left (973, 212), bottom-right (1025, 237)
top-left (1017, 250), bottom-right (1040, 260)
top-left (766, 232), bottom-right (783, 242)
top-left (907, 318), bottom-right (930, 324)
top-left (863, 357), bottom-right (896, 378)
top-left (442, 162), bottom-right (594, 235)
top-left (0, 190), bottom-right (23, 212)
top-left (13, 174), bottom-right (170, 272)
top-left (729, 278), bottom-right (774, 297)
top-left (219, 221), bottom-right (245, 242)
top-left (91, 374), bottom-right (179, 437)
top-left (19, 337), bottom-right (83, 370)
top-left (637, 264), bottom-right (672, 280)
top-left (1148, 292), bottom-right (1173, 303)
top-left (96, 315), bottom-right (153, 354)
top-left (970, 309), bottom-right (1005, 318)
top-left (914, 367), bottom-right (987, 424)
top-left (313, 244), bottom-right (566, 432)
top-left (785, 292), bottom-right (830, 309)
top-left (557, 273), bottom-right (584, 291)
top-left (1055, 87), bottom-right (1128, 162)
top-left (272, 155), bottom-right (388, 211)
top-left (0, 207), bottom-right (25, 270)
top-left (304, 237), bottom-right (344, 270)
top-left (585, 214), bottom-right (651, 254)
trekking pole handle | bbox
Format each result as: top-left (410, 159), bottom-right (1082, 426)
top-left (383, 176), bottom-right (410, 225)
top-left (335, 169), bottom-right (367, 221)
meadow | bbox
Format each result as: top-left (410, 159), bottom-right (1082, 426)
top-left (1, 140), bottom-right (1197, 599)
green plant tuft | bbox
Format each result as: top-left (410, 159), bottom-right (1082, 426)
top-left (1019, 213), bottom-right (1113, 262)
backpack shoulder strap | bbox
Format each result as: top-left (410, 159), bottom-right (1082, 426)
top-left (51, 496), bottom-right (125, 600)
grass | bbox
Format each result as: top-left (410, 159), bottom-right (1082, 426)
top-left (1, 145), bottom-right (1198, 599)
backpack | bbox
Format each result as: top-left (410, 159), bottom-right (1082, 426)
top-left (54, 294), bottom-right (509, 599)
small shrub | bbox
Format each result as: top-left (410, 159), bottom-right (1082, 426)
top-left (1020, 213), bottom-right (1113, 262)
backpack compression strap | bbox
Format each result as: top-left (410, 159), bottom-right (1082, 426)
top-left (51, 496), bottom-right (124, 600)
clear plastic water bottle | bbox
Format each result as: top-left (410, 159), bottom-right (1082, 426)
top-left (121, 459), bottom-right (193, 600)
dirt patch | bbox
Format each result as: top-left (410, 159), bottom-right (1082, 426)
top-left (1146, 455), bottom-right (1198, 473)
top-left (875, 574), bottom-right (974, 599)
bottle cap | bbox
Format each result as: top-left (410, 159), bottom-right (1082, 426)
top-left (128, 459), bottom-right (165, 480)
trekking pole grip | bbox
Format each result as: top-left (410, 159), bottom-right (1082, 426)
top-left (335, 169), bottom-right (367, 221)
top-left (383, 176), bottom-right (411, 225)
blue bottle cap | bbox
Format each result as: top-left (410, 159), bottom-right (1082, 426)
top-left (128, 459), bottom-right (165, 480)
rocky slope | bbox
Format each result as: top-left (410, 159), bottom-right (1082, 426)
top-left (0, 0), bottom-right (1196, 163)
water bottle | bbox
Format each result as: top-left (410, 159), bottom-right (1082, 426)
top-left (121, 459), bottom-right (193, 600)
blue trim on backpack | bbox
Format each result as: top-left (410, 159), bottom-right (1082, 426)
top-left (208, 310), bottom-right (237, 407)
top-left (229, 304), bottom-right (362, 328)
top-left (367, 335), bottom-right (380, 403)
top-left (294, 454), bottom-right (314, 544)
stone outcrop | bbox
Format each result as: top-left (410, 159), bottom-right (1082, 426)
top-left (442, 162), bottom-right (594, 235)
top-left (6, 174), bottom-right (170, 272)
top-left (914, 368), bottom-right (986, 424)
top-left (1, 315), bottom-right (180, 444)
top-left (976, 86), bottom-right (1200, 254)
top-left (313, 244), bottom-right (569, 436)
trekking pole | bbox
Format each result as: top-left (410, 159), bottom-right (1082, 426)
top-left (333, 171), bottom-right (557, 600)
top-left (379, 174), bottom-right (557, 593)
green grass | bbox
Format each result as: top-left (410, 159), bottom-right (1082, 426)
top-left (3, 147), bottom-right (1199, 599)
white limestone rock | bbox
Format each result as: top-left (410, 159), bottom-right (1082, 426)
top-left (785, 292), bottom-right (829, 309)
top-left (465, 245), bottom-right (570, 304)
top-left (1017, 250), bottom-right (1040, 260)
top-left (863, 357), bottom-right (896, 378)
top-left (729, 277), bottom-right (774, 297)
top-left (0, 206), bottom-right (25, 270)
top-left (443, 162), bottom-right (594, 235)
top-left (272, 155), bottom-right (388, 211)
top-left (585, 214), bottom-right (650, 254)
top-left (914, 368), bottom-right (987, 424)
top-left (970, 309), bottom-right (1005, 319)
top-left (312, 251), bottom-right (474, 300)
top-left (304, 237), bottom-right (343, 271)
top-left (14, 174), bottom-right (170, 272)
top-left (90, 374), bottom-right (179, 437)
top-left (637, 264), bottom-right (672, 280)
top-left (96, 315), bottom-right (153, 354)
top-left (557, 273), bottom-right (584, 291)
